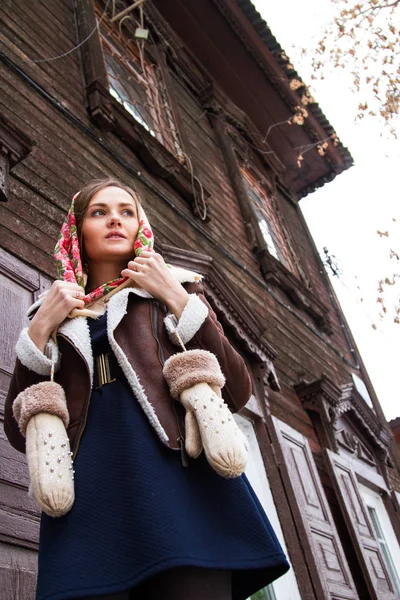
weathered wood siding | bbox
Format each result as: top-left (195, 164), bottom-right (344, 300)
top-left (1, 2), bottom-right (397, 598)
top-left (0, 0), bottom-right (370, 441)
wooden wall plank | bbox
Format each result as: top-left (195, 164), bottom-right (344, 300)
top-left (0, 0), bottom-right (368, 450)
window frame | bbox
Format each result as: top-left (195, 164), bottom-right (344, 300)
top-left (209, 115), bottom-right (333, 333)
top-left (200, 84), bottom-right (333, 333)
top-left (76, 0), bottom-right (210, 216)
top-left (96, 6), bottom-right (185, 162)
top-left (240, 166), bottom-right (300, 276)
top-left (365, 503), bottom-right (400, 596)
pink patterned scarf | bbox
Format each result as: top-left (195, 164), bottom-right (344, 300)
top-left (54, 191), bottom-right (154, 306)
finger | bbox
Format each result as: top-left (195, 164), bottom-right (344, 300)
top-left (70, 290), bottom-right (85, 299)
top-left (128, 259), bottom-right (152, 272)
top-left (72, 299), bottom-right (85, 309)
top-left (129, 254), bottom-right (155, 266)
top-left (185, 412), bottom-right (203, 458)
top-left (125, 262), bottom-right (140, 273)
top-left (53, 280), bottom-right (83, 290)
top-left (66, 285), bottom-right (86, 295)
top-left (138, 250), bottom-right (156, 258)
top-left (53, 281), bottom-right (85, 295)
top-left (57, 286), bottom-right (85, 299)
top-left (121, 268), bottom-right (141, 278)
top-left (128, 258), bottom-right (145, 269)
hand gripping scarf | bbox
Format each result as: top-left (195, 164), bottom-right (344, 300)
top-left (53, 191), bottom-right (154, 309)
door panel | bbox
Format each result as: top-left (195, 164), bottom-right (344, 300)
top-left (272, 417), bottom-right (359, 600)
top-left (0, 248), bottom-right (51, 411)
top-left (0, 248), bottom-right (51, 597)
top-left (326, 450), bottom-right (398, 599)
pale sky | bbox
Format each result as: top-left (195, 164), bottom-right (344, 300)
top-left (252, 0), bottom-right (399, 421)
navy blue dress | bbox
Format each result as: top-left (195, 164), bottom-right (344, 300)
top-left (36, 311), bottom-right (289, 600)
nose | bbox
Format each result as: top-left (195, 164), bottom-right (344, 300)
top-left (108, 212), bottom-right (122, 227)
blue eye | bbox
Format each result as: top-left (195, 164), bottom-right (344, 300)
top-left (89, 207), bottom-right (135, 217)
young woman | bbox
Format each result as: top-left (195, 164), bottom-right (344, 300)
top-left (4, 178), bottom-right (289, 600)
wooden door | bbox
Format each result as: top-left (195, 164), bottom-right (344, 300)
top-left (272, 417), bottom-right (359, 600)
top-left (0, 248), bottom-right (52, 599)
top-left (326, 449), bottom-right (399, 599)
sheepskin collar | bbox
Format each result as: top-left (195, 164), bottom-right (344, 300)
top-left (30, 265), bottom-right (202, 388)
top-left (27, 265), bottom-right (201, 319)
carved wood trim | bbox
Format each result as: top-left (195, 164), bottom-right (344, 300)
top-left (160, 243), bottom-right (281, 390)
top-left (295, 375), bottom-right (393, 458)
top-left (0, 116), bottom-right (34, 201)
top-left (256, 248), bottom-right (333, 334)
top-left (208, 113), bottom-right (259, 250)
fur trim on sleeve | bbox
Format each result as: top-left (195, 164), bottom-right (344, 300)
top-left (16, 328), bottom-right (60, 376)
top-left (164, 294), bottom-right (208, 346)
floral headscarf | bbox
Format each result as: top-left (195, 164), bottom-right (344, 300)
top-left (54, 190), bottom-right (154, 306)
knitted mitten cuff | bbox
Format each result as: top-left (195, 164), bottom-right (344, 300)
top-left (13, 381), bottom-right (69, 437)
top-left (163, 349), bottom-right (225, 399)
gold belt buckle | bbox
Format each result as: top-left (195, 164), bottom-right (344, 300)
top-left (96, 353), bottom-right (116, 388)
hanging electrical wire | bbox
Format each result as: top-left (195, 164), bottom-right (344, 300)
top-left (323, 247), bottom-right (387, 334)
top-left (28, 0), bottom-right (112, 64)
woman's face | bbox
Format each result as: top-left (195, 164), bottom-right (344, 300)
top-left (81, 186), bottom-right (139, 264)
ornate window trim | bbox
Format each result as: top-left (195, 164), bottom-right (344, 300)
top-left (96, 5), bottom-right (184, 160)
top-left (201, 87), bottom-right (333, 334)
top-left (240, 165), bottom-right (300, 276)
top-left (76, 0), bottom-right (210, 217)
top-left (295, 375), bottom-right (393, 462)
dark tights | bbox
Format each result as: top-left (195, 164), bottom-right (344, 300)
top-left (82, 566), bottom-right (232, 600)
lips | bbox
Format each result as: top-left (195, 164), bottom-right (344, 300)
top-left (106, 231), bottom-right (126, 239)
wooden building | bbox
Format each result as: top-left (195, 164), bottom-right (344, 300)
top-left (1, 1), bottom-right (400, 598)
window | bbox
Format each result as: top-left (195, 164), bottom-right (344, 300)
top-left (351, 373), bottom-right (374, 409)
top-left (359, 484), bottom-right (400, 596)
top-left (241, 169), bottom-right (298, 276)
top-left (95, 2), bottom-right (184, 161)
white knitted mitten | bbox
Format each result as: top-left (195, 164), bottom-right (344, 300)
top-left (26, 413), bottom-right (75, 517)
top-left (180, 381), bottom-right (248, 478)
top-left (13, 381), bottom-right (74, 517)
top-left (163, 349), bottom-right (248, 478)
